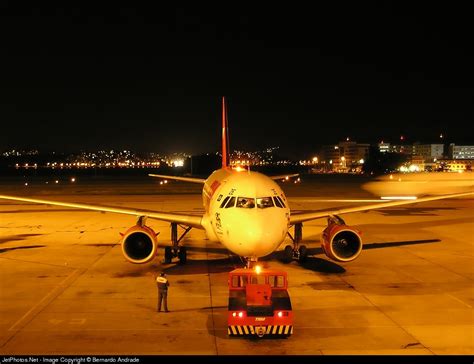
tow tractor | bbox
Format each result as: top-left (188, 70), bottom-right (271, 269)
top-left (227, 266), bottom-right (293, 338)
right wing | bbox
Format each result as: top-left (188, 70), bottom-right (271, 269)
top-left (290, 191), bottom-right (474, 224)
top-left (148, 174), bottom-right (206, 184)
top-left (0, 194), bottom-right (203, 228)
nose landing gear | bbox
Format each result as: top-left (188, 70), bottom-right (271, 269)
top-left (240, 256), bottom-right (258, 269)
top-left (284, 223), bottom-right (308, 263)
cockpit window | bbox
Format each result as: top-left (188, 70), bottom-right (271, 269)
top-left (277, 196), bottom-right (286, 208)
top-left (236, 197), bottom-right (255, 208)
top-left (273, 196), bottom-right (283, 208)
top-left (220, 196), bottom-right (230, 208)
top-left (225, 196), bottom-right (236, 208)
top-left (256, 197), bottom-right (274, 209)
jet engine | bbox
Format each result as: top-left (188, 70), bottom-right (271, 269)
top-left (321, 216), bottom-right (362, 262)
top-left (121, 225), bottom-right (158, 264)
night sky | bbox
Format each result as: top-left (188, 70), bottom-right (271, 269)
top-left (1, 3), bottom-right (473, 158)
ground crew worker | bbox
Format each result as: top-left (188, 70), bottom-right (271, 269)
top-left (156, 272), bottom-right (170, 312)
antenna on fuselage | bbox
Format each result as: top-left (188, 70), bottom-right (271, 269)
top-left (221, 96), bottom-right (230, 169)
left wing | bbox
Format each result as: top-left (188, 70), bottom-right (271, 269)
top-left (290, 191), bottom-right (474, 224)
top-left (0, 194), bottom-right (203, 228)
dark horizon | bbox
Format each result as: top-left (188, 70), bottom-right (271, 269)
top-left (1, 4), bottom-right (473, 159)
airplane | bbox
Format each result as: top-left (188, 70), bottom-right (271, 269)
top-left (1, 97), bottom-right (473, 267)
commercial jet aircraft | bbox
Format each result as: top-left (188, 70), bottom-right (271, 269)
top-left (1, 98), bottom-right (472, 266)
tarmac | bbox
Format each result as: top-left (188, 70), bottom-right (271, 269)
top-left (0, 174), bottom-right (473, 355)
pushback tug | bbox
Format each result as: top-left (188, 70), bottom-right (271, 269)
top-left (228, 265), bottom-right (293, 338)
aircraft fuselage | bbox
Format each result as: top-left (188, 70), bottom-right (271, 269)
top-left (200, 168), bottom-right (290, 259)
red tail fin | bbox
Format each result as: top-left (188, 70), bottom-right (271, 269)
top-left (221, 96), bottom-right (230, 168)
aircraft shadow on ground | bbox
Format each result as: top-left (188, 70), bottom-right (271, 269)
top-left (162, 257), bottom-right (236, 275)
top-left (156, 245), bottom-right (229, 255)
top-left (356, 216), bottom-right (474, 230)
top-left (363, 238), bottom-right (441, 250)
top-left (373, 206), bottom-right (458, 216)
top-left (0, 233), bottom-right (43, 244)
top-left (299, 257), bottom-right (346, 273)
top-left (0, 245), bottom-right (46, 253)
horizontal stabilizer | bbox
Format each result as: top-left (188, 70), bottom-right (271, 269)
top-left (270, 173), bottom-right (299, 180)
top-left (148, 174), bottom-right (206, 184)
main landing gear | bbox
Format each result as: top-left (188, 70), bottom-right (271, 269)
top-left (283, 223), bottom-right (308, 263)
top-left (164, 222), bottom-right (192, 264)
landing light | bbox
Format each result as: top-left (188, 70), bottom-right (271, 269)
top-left (71, 177), bottom-right (76, 183)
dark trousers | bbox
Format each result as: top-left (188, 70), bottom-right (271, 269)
top-left (158, 291), bottom-right (168, 312)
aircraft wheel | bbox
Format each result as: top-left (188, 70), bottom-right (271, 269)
top-left (178, 246), bottom-right (187, 264)
top-left (298, 245), bottom-right (308, 262)
top-left (164, 247), bottom-right (173, 264)
top-left (283, 245), bottom-right (293, 263)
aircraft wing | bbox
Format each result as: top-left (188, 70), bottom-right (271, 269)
top-left (289, 191), bottom-right (474, 224)
top-left (0, 194), bottom-right (203, 228)
top-left (270, 173), bottom-right (299, 180)
top-left (148, 174), bottom-right (206, 184)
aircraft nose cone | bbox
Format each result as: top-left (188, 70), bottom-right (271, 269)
top-left (227, 214), bottom-right (286, 257)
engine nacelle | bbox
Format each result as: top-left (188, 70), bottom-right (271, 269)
top-left (121, 225), bottom-right (158, 264)
top-left (321, 216), bottom-right (362, 262)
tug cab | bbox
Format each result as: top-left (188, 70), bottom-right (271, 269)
top-left (227, 266), bottom-right (293, 338)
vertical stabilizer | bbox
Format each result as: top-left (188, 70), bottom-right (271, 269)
top-left (221, 96), bottom-right (230, 168)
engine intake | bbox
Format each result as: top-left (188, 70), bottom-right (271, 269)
top-left (121, 225), bottom-right (158, 264)
top-left (321, 216), bottom-right (362, 262)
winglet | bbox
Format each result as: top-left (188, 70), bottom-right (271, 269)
top-left (222, 96), bottom-right (230, 168)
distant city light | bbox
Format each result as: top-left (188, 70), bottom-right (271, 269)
top-left (172, 159), bottom-right (184, 167)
